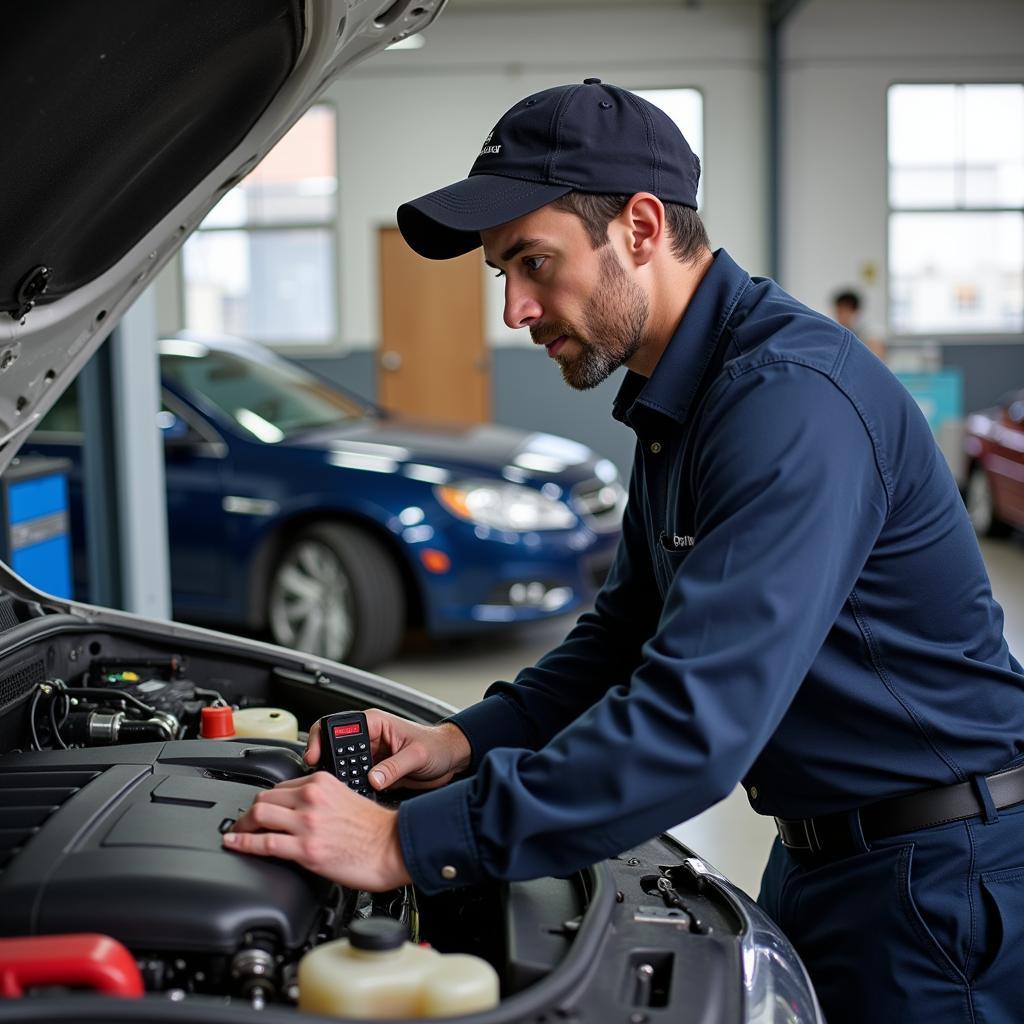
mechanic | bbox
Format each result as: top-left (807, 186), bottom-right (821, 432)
top-left (225, 80), bottom-right (1024, 1024)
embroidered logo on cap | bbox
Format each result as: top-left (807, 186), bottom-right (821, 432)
top-left (478, 128), bottom-right (502, 157)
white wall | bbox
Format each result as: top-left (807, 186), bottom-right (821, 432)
top-left (780, 0), bottom-right (1024, 330)
top-left (154, 0), bottom-right (1024, 354)
top-left (325, 3), bottom-right (768, 352)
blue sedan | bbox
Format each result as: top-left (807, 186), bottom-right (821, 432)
top-left (22, 335), bottom-right (624, 668)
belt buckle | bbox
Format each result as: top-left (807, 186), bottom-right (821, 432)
top-left (802, 817), bottom-right (823, 853)
top-left (775, 815), bottom-right (824, 854)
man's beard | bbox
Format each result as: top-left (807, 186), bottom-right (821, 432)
top-left (531, 248), bottom-right (650, 391)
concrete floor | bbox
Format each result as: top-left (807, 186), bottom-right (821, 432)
top-left (378, 537), bottom-right (1024, 898)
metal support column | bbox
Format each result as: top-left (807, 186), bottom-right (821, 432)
top-left (768, 0), bottom-right (809, 281)
top-left (79, 289), bottom-right (171, 619)
top-left (79, 340), bottom-right (121, 609)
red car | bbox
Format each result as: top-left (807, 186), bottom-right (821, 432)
top-left (964, 390), bottom-right (1024, 536)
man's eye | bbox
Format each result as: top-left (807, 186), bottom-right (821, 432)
top-left (523, 256), bottom-right (546, 272)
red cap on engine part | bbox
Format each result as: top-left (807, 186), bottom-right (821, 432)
top-left (0, 933), bottom-right (144, 997)
top-left (200, 705), bottom-right (235, 739)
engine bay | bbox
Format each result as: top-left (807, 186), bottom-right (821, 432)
top-left (0, 599), bottom-right (753, 1021)
top-left (0, 613), bottom-right (471, 1010)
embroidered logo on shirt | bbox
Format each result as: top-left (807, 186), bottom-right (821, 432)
top-left (660, 531), bottom-right (695, 551)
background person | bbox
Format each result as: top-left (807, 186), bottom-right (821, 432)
top-left (832, 287), bottom-right (887, 360)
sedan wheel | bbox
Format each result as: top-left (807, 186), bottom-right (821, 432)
top-left (268, 523), bottom-right (405, 668)
top-left (966, 465), bottom-right (1010, 538)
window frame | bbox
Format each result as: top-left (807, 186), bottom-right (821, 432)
top-left (177, 100), bottom-right (342, 355)
top-left (885, 79), bottom-right (1024, 343)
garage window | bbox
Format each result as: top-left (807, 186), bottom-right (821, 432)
top-left (182, 104), bottom-right (338, 348)
top-left (887, 84), bottom-right (1024, 335)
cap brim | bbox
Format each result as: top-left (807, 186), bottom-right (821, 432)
top-left (397, 175), bottom-right (572, 260)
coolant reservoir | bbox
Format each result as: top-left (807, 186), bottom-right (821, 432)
top-left (232, 707), bottom-right (299, 741)
top-left (298, 918), bottom-right (499, 1019)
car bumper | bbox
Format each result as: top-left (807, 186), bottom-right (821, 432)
top-left (412, 522), bottom-right (619, 634)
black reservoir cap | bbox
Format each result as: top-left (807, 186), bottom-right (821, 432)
top-left (348, 917), bottom-right (408, 951)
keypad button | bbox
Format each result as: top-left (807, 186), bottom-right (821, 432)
top-left (358, 743), bottom-right (367, 751)
top-left (360, 755), bottom-right (369, 764)
top-left (346, 745), bottom-right (356, 752)
top-left (338, 769), bottom-right (348, 778)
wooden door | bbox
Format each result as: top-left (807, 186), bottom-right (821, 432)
top-left (378, 226), bottom-right (490, 425)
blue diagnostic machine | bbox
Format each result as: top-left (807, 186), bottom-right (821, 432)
top-left (0, 458), bottom-right (73, 599)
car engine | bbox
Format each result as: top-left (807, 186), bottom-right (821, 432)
top-left (0, 658), bottom-right (418, 1009)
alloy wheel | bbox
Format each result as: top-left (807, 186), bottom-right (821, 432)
top-left (269, 538), bottom-right (354, 661)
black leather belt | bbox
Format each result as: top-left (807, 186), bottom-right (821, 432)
top-left (775, 764), bottom-right (1024, 861)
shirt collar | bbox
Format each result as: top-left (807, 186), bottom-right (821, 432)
top-left (612, 248), bottom-right (751, 428)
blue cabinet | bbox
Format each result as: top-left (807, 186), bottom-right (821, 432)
top-left (0, 458), bottom-right (73, 598)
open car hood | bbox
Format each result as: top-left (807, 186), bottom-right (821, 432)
top-left (0, 0), bottom-right (447, 477)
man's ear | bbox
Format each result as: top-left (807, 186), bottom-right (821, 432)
top-left (618, 193), bottom-right (665, 268)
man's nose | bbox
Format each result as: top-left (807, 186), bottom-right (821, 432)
top-left (503, 281), bottom-right (542, 330)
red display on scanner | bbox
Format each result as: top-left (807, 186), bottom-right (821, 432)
top-left (333, 723), bottom-right (362, 737)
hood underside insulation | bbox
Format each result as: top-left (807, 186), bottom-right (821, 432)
top-left (0, 0), bottom-right (304, 318)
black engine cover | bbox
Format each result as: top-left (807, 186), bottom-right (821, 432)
top-left (0, 741), bottom-right (329, 954)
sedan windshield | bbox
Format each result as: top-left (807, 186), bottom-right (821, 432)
top-left (161, 344), bottom-right (367, 441)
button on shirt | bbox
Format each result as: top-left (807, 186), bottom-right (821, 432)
top-left (398, 249), bottom-right (1024, 893)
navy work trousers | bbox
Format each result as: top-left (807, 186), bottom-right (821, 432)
top-left (757, 801), bottom-right (1024, 1023)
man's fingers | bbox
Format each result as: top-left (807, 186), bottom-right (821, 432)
top-left (364, 708), bottom-right (393, 760)
top-left (370, 744), bottom-right (429, 789)
top-left (222, 829), bottom-right (303, 861)
top-left (304, 720), bottom-right (322, 766)
top-left (256, 772), bottom-right (349, 801)
top-left (231, 800), bottom-right (300, 834)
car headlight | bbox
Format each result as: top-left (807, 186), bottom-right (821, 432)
top-left (435, 480), bottom-right (577, 531)
top-left (677, 856), bottom-right (826, 1024)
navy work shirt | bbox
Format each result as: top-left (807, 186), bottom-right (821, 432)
top-left (398, 249), bottom-right (1024, 894)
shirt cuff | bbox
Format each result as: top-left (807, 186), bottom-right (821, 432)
top-left (448, 694), bottom-right (535, 770)
top-left (398, 779), bottom-right (485, 895)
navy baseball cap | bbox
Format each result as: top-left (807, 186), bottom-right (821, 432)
top-left (397, 78), bottom-right (701, 260)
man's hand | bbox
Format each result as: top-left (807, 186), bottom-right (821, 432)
top-left (223, 772), bottom-right (411, 891)
top-left (305, 709), bottom-right (471, 793)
